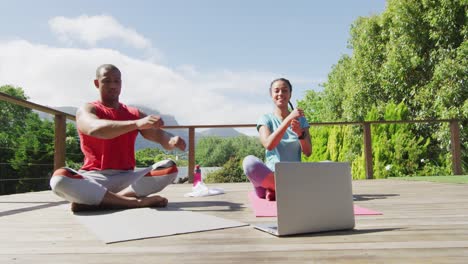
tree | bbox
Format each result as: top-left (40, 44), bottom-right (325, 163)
top-left (1, 86), bottom-right (86, 194)
top-left (65, 123), bottom-right (84, 170)
top-left (196, 135), bottom-right (264, 167)
top-left (135, 148), bottom-right (166, 167)
top-left (298, 0), bottom-right (467, 177)
top-left (0, 86), bottom-right (31, 160)
top-left (0, 86), bottom-right (32, 193)
top-left (366, 103), bottom-right (431, 179)
top-left (204, 156), bottom-right (247, 183)
top-left (195, 135), bottom-right (265, 182)
top-left (10, 113), bottom-right (55, 192)
top-left (195, 136), bottom-right (233, 167)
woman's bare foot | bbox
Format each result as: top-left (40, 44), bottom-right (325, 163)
top-left (261, 172), bottom-right (276, 190)
top-left (266, 189), bottom-right (276, 201)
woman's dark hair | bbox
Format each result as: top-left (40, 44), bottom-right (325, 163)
top-left (270, 78), bottom-right (292, 92)
top-left (270, 78), bottom-right (294, 109)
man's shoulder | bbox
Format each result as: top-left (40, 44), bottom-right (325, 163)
top-left (81, 102), bottom-right (97, 111)
top-left (118, 103), bottom-right (141, 118)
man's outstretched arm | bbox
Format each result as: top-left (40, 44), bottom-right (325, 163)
top-left (138, 110), bottom-right (186, 151)
top-left (77, 103), bottom-right (164, 139)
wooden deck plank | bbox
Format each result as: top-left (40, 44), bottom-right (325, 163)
top-left (0, 180), bottom-right (467, 263)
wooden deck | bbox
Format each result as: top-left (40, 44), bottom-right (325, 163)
top-left (1, 179), bottom-right (468, 263)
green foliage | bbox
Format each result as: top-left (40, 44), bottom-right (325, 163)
top-left (0, 86), bottom-right (31, 162)
top-left (368, 103), bottom-right (431, 178)
top-left (135, 148), bottom-right (188, 167)
top-left (195, 137), bottom-right (233, 166)
top-left (172, 157), bottom-right (188, 167)
top-left (351, 154), bottom-right (366, 180)
top-left (196, 136), bottom-right (264, 167)
top-left (65, 123), bottom-right (83, 169)
top-left (10, 113), bottom-right (55, 192)
top-left (135, 148), bottom-right (166, 166)
top-left (304, 127), bottom-right (330, 161)
top-left (298, 0), bottom-right (467, 177)
top-left (0, 86), bottom-right (84, 194)
top-left (204, 156), bottom-right (248, 183)
top-left (297, 90), bottom-right (328, 122)
top-left (195, 136), bottom-right (264, 182)
top-left (304, 124), bottom-right (364, 179)
top-left (0, 86), bottom-right (51, 193)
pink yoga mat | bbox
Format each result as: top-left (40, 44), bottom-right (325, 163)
top-left (248, 191), bottom-right (382, 217)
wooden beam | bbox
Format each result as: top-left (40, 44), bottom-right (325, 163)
top-left (0, 92), bottom-right (75, 121)
top-left (363, 122), bottom-right (374, 179)
top-left (450, 120), bottom-right (462, 175)
top-left (54, 114), bottom-right (67, 171)
top-left (188, 127), bottom-right (195, 183)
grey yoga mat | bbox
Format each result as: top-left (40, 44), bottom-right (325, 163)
top-left (74, 207), bottom-right (248, 243)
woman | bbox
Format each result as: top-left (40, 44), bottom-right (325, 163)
top-left (243, 78), bottom-right (312, 200)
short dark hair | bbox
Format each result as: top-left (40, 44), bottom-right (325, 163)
top-left (270, 78), bottom-right (292, 92)
top-left (96, 64), bottom-right (120, 78)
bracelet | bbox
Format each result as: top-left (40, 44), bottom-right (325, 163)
top-left (298, 131), bottom-right (306, 140)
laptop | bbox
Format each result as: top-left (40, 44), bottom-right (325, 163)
top-left (254, 162), bottom-right (355, 236)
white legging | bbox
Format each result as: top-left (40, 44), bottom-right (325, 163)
top-left (50, 160), bottom-right (178, 205)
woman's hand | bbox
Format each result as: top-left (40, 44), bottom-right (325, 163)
top-left (291, 119), bottom-right (304, 137)
top-left (288, 108), bottom-right (304, 121)
top-left (288, 108), bottom-right (305, 136)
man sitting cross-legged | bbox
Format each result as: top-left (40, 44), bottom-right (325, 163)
top-left (50, 64), bottom-right (186, 212)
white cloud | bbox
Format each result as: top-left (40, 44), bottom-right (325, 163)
top-left (49, 15), bottom-right (152, 50)
top-left (0, 40), bottom-right (277, 125)
top-left (0, 15), bottom-right (321, 130)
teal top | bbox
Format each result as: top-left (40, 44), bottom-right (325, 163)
top-left (257, 113), bottom-right (310, 171)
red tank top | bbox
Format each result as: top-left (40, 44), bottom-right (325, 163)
top-left (79, 101), bottom-right (140, 171)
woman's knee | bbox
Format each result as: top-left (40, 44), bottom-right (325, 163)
top-left (242, 155), bottom-right (261, 174)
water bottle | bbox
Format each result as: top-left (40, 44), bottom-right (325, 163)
top-left (193, 165), bottom-right (202, 186)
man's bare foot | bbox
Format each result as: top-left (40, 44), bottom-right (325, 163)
top-left (71, 195), bottom-right (167, 212)
top-left (71, 202), bottom-right (101, 212)
top-left (139, 195), bottom-right (168, 208)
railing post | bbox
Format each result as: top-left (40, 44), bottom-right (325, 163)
top-left (54, 114), bottom-right (66, 171)
top-left (188, 127), bottom-right (195, 183)
top-left (363, 122), bottom-right (374, 179)
top-left (449, 120), bottom-right (462, 175)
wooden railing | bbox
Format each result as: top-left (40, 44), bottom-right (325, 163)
top-left (0, 91), bottom-right (464, 181)
top-left (0, 92), bottom-right (75, 171)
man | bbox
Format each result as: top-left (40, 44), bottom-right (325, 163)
top-left (50, 64), bottom-right (186, 212)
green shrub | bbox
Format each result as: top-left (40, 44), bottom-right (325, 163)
top-left (204, 157), bottom-right (247, 183)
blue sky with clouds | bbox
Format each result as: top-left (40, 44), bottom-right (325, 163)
top-left (0, 0), bottom-right (386, 129)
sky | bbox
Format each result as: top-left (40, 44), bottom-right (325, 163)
top-left (0, 0), bottom-right (386, 134)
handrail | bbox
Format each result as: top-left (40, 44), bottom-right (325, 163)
top-left (0, 92), bottom-right (464, 180)
top-left (0, 92), bottom-right (74, 170)
top-left (0, 92), bottom-right (75, 121)
top-left (164, 119), bottom-right (454, 128)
